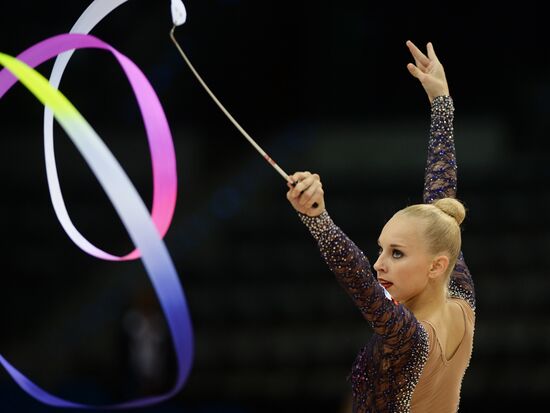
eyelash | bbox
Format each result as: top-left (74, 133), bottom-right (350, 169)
top-left (392, 249), bottom-right (403, 259)
top-left (378, 248), bottom-right (404, 259)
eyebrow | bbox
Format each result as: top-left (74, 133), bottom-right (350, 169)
top-left (377, 240), bottom-right (406, 248)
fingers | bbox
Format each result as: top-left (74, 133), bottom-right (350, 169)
top-left (289, 173), bottom-right (319, 198)
top-left (299, 180), bottom-right (322, 207)
top-left (426, 42), bottom-right (438, 61)
top-left (291, 183), bottom-right (323, 212)
top-left (287, 171), bottom-right (322, 202)
top-left (286, 187), bottom-right (294, 202)
top-left (286, 171), bottom-right (325, 216)
top-left (290, 171), bottom-right (312, 185)
top-left (406, 40), bottom-right (430, 68)
top-left (406, 63), bottom-right (425, 81)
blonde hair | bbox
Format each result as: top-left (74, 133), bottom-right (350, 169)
top-left (395, 198), bottom-right (466, 273)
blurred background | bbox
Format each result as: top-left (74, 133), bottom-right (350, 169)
top-left (0, 0), bottom-right (549, 412)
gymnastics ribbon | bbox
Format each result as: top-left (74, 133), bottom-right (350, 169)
top-left (43, 0), bottom-right (175, 260)
top-left (0, 33), bottom-right (193, 408)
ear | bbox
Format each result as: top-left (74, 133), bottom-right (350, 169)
top-left (428, 255), bottom-right (450, 280)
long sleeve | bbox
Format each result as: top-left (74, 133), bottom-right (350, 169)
top-left (422, 95), bottom-right (475, 310)
top-left (299, 211), bottom-right (430, 411)
top-left (299, 211), bottom-right (422, 345)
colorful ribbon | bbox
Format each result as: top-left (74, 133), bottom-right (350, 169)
top-left (43, 0), bottom-right (175, 261)
top-left (0, 33), bottom-right (193, 409)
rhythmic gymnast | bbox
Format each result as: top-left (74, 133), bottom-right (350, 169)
top-left (286, 41), bottom-right (475, 413)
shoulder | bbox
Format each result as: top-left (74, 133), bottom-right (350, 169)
top-left (450, 297), bottom-right (475, 323)
top-left (421, 299), bottom-right (474, 360)
top-left (419, 320), bottom-right (438, 353)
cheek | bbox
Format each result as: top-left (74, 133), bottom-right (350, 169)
top-left (394, 260), bottom-right (429, 288)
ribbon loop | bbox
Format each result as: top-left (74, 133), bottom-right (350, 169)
top-left (0, 34), bottom-right (193, 409)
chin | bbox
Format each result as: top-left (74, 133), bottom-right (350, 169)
top-left (393, 294), bottom-right (405, 303)
top-left (389, 290), bottom-right (403, 302)
top-left (390, 289), bottom-right (413, 303)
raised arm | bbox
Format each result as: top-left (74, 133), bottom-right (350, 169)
top-left (407, 41), bottom-right (475, 309)
top-left (423, 95), bottom-right (457, 203)
top-left (286, 172), bottom-right (423, 345)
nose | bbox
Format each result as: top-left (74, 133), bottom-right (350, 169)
top-left (373, 255), bottom-right (385, 275)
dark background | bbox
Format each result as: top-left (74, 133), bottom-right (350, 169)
top-left (1, 1), bottom-right (549, 412)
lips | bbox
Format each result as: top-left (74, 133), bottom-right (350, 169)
top-left (379, 279), bottom-right (393, 289)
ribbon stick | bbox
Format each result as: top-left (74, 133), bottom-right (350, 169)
top-left (169, 0), bottom-right (293, 183)
top-left (169, 1), bottom-right (319, 207)
top-left (0, 34), bottom-right (193, 409)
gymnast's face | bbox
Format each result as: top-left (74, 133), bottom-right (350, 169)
top-left (373, 214), bottom-right (434, 303)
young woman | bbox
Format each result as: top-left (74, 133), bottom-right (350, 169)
top-left (286, 41), bottom-right (475, 412)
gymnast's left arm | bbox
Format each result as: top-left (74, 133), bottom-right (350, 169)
top-left (407, 40), bottom-right (475, 310)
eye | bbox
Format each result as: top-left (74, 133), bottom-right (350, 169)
top-left (378, 247), bottom-right (383, 255)
top-left (392, 249), bottom-right (404, 259)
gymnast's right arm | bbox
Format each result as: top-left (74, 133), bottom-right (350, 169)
top-left (286, 172), bottom-right (420, 344)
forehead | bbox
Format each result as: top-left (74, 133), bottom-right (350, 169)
top-left (378, 214), bottom-right (424, 245)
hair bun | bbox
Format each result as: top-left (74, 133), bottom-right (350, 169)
top-left (433, 198), bottom-right (466, 225)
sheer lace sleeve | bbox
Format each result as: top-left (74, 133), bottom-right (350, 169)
top-left (423, 95), bottom-right (475, 310)
top-left (423, 96), bottom-right (458, 204)
top-left (299, 211), bottom-right (430, 410)
top-left (299, 211), bottom-right (422, 344)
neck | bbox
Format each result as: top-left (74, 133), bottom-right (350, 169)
top-left (402, 280), bottom-right (447, 320)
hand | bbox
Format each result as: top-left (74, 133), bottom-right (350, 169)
top-left (286, 171), bottom-right (326, 217)
top-left (406, 40), bottom-right (449, 103)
